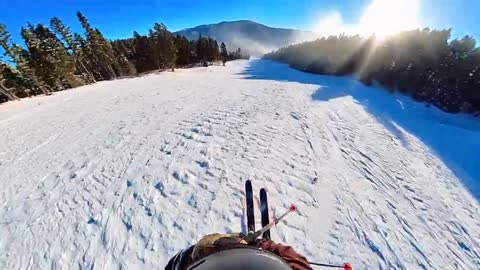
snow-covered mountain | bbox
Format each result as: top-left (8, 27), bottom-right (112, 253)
top-left (175, 20), bottom-right (318, 56)
top-left (0, 59), bottom-right (479, 269)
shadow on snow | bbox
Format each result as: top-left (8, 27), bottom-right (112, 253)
top-left (238, 59), bottom-right (480, 201)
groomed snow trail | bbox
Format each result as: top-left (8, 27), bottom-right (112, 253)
top-left (0, 59), bottom-right (479, 269)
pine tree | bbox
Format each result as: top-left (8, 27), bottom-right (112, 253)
top-left (50, 17), bottom-right (95, 83)
top-left (212, 39), bottom-right (219, 61)
top-left (111, 41), bottom-right (137, 76)
top-left (0, 61), bottom-right (20, 101)
top-left (73, 32), bottom-right (102, 80)
top-left (97, 28), bottom-right (118, 77)
top-left (150, 23), bottom-right (176, 70)
top-left (77, 11), bottom-right (116, 79)
top-left (0, 23), bottom-right (50, 95)
top-left (220, 42), bottom-right (228, 66)
top-left (132, 31), bottom-right (156, 72)
top-left (203, 37), bottom-right (219, 63)
top-left (174, 35), bottom-right (196, 66)
top-left (196, 35), bottom-right (208, 65)
top-left (236, 48), bottom-right (242, 59)
top-left (0, 59), bottom-right (40, 98)
top-left (21, 23), bottom-right (81, 90)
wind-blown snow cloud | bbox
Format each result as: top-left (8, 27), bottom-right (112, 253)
top-left (313, 10), bottom-right (354, 36)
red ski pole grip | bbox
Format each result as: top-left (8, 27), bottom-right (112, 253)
top-left (290, 204), bottom-right (297, 212)
top-left (343, 263), bottom-right (352, 270)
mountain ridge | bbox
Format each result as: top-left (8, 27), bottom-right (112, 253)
top-left (175, 20), bottom-right (318, 56)
top-left (178, 20), bottom-right (305, 32)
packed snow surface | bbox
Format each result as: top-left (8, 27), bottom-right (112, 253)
top-left (0, 59), bottom-right (479, 270)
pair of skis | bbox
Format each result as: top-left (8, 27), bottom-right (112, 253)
top-left (244, 180), bottom-right (296, 243)
top-left (245, 180), bottom-right (271, 241)
top-left (243, 180), bottom-right (352, 270)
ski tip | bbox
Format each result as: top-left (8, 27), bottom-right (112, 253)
top-left (289, 204), bottom-right (297, 212)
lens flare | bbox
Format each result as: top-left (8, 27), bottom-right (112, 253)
top-left (358, 0), bottom-right (421, 37)
top-left (314, 0), bottom-right (421, 38)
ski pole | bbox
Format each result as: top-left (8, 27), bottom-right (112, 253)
top-left (245, 204), bottom-right (297, 243)
top-left (309, 262), bottom-right (352, 270)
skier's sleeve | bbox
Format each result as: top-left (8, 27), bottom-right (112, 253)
top-left (165, 234), bottom-right (246, 270)
top-left (165, 245), bottom-right (195, 270)
top-left (257, 240), bottom-right (313, 270)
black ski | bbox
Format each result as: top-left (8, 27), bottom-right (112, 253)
top-left (245, 180), bottom-right (255, 232)
top-left (260, 188), bottom-right (271, 240)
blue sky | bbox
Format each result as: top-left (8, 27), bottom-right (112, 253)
top-left (0, 0), bottom-right (478, 43)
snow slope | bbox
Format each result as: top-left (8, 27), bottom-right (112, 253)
top-left (0, 59), bottom-right (479, 269)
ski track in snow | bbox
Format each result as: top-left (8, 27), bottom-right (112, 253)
top-left (0, 59), bottom-right (479, 270)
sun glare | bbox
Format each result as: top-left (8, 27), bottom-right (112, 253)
top-left (314, 0), bottom-right (421, 38)
top-left (358, 0), bottom-right (421, 37)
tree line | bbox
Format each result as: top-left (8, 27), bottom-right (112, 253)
top-left (0, 12), bottom-right (249, 103)
top-left (265, 29), bottom-right (480, 114)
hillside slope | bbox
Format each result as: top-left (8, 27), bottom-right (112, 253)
top-left (0, 60), bottom-right (479, 269)
top-left (175, 20), bottom-right (317, 56)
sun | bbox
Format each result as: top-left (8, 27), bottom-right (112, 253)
top-left (357, 0), bottom-right (421, 38)
top-left (313, 0), bottom-right (421, 38)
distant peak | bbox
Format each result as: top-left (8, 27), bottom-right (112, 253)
top-left (174, 20), bottom-right (318, 56)
top-left (218, 20), bottom-right (258, 24)
top-left (177, 20), bottom-right (265, 32)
